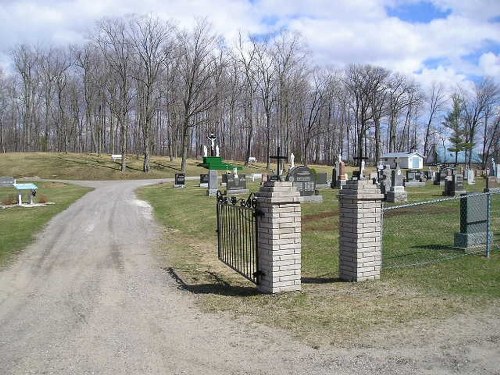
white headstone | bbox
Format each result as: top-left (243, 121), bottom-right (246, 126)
top-left (290, 153), bottom-right (295, 169)
top-left (216, 145), bottom-right (220, 157)
top-left (203, 145), bottom-right (208, 157)
top-left (233, 167), bottom-right (238, 178)
top-left (467, 169), bottom-right (475, 185)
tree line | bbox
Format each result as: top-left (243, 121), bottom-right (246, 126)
top-left (0, 15), bottom-right (498, 172)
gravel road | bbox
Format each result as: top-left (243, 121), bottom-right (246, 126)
top-left (0, 180), bottom-right (499, 374)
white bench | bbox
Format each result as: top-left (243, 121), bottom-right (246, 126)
top-left (111, 154), bottom-right (123, 162)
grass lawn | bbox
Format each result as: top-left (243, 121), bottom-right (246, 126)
top-left (0, 181), bottom-right (92, 267)
top-left (139, 178), bottom-right (500, 347)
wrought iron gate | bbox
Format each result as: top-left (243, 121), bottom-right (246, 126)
top-left (216, 191), bottom-right (261, 284)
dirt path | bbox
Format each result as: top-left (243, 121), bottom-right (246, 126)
top-left (0, 180), bottom-right (498, 374)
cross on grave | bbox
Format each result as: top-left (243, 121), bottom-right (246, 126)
top-left (270, 146), bottom-right (288, 181)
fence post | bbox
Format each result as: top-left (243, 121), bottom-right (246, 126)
top-left (255, 181), bottom-right (301, 293)
top-left (339, 180), bottom-right (384, 281)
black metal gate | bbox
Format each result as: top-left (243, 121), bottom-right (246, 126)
top-left (216, 191), bottom-right (261, 284)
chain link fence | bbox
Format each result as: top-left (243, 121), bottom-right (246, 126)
top-left (382, 190), bottom-right (499, 269)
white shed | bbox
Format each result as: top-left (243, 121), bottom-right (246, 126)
top-left (380, 152), bottom-right (424, 170)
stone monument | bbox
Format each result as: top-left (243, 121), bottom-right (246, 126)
top-left (386, 163), bottom-right (407, 203)
top-left (454, 193), bottom-right (488, 250)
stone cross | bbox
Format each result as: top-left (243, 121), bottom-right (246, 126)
top-left (270, 146), bottom-right (288, 181)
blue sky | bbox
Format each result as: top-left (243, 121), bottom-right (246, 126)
top-left (0, 0), bottom-right (498, 91)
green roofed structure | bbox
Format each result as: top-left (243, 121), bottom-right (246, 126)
top-left (199, 156), bottom-right (241, 171)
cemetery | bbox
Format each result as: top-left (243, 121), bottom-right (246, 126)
top-left (0, 151), bottom-right (499, 358)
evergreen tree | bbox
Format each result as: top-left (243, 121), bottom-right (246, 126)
top-left (443, 94), bottom-right (471, 164)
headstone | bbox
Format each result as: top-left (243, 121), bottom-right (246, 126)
top-left (338, 160), bottom-right (347, 188)
top-left (207, 170), bottom-right (218, 196)
top-left (199, 173), bottom-right (209, 188)
top-left (315, 172), bottom-right (328, 189)
top-left (286, 166), bottom-right (323, 202)
top-left (330, 167), bottom-right (338, 188)
top-left (225, 173), bottom-right (249, 195)
top-left (379, 166), bottom-right (392, 196)
top-left (290, 153), bottom-right (295, 169)
top-left (444, 173), bottom-right (466, 196)
top-left (221, 173), bottom-right (228, 184)
top-left (466, 169), bottom-right (475, 185)
top-left (174, 173), bottom-right (185, 188)
top-left (261, 174), bottom-right (269, 185)
top-left (386, 165), bottom-right (407, 203)
top-left (405, 169), bottom-right (425, 187)
top-left (486, 175), bottom-right (500, 191)
top-left (454, 194), bottom-right (488, 249)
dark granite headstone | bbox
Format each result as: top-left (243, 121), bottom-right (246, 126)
top-left (174, 173), bottom-right (185, 188)
top-left (444, 173), bottom-right (466, 196)
top-left (454, 194), bottom-right (488, 248)
top-left (227, 173), bottom-right (247, 191)
top-left (286, 166), bottom-right (316, 196)
top-left (330, 168), bottom-right (338, 188)
top-left (315, 173), bottom-right (328, 188)
top-left (200, 174), bottom-right (209, 184)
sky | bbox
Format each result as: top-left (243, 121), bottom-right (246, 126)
top-left (0, 0), bottom-right (499, 91)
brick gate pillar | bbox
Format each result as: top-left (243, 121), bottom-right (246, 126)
top-left (255, 181), bottom-right (301, 293)
top-left (339, 180), bottom-right (384, 281)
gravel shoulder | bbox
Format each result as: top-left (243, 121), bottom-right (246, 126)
top-left (0, 180), bottom-right (498, 374)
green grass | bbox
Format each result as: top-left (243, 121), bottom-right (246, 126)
top-left (139, 177), bottom-right (500, 346)
top-left (0, 181), bottom-right (92, 266)
top-left (0, 152), bottom-right (358, 180)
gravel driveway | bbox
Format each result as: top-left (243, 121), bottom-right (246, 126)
top-left (0, 180), bottom-right (498, 374)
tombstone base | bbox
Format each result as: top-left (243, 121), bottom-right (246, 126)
top-left (442, 189), bottom-right (467, 197)
top-left (174, 184), bottom-right (185, 189)
top-left (405, 181), bottom-right (426, 187)
top-left (225, 189), bottom-right (249, 196)
top-left (299, 195), bottom-right (323, 203)
top-left (386, 190), bottom-right (408, 203)
top-left (454, 232), bottom-right (487, 250)
top-left (199, 183), bottom-right (208, 188)
top-left (207, 189), bottom-right (218, 196)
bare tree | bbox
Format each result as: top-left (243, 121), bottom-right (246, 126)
top-left (129, 16), bottom-right (175, 172)
top-left (94, 17), bottom-right (134, 171)
top-left (461, 77), bottom-right (499, 167)
top-left (175, 19), bottom-right (219, 173)
top-left (12, 44), bottom-right (40, 151)
top-left (344, 64), bottom-right (389, 166)
top-left (422, 82), bottom-right (447, 158)
top-left (252, 39), bottom-right (277, 169)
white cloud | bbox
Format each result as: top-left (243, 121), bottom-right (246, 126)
top-left (479, 52), bottom-right (500, 77)
top-left (0, 0), bottom-right (498, 93)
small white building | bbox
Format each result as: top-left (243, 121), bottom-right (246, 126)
top-left (380, 152), bottom-right (424, 170)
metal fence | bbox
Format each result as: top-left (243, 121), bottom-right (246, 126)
top-left (382, 190), bottom-right (499, 269)
top-left (216, 191), bottom-right (261, 284)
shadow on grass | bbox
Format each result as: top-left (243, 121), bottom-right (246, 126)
top-left (164, 267), bottom-right (259, 296)
top-left (57, 155), bottom-right (120, 172)
top-left (302, 276), bottom-right (341, 284)
top-left (153, 162), bottom-right (182, 172)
